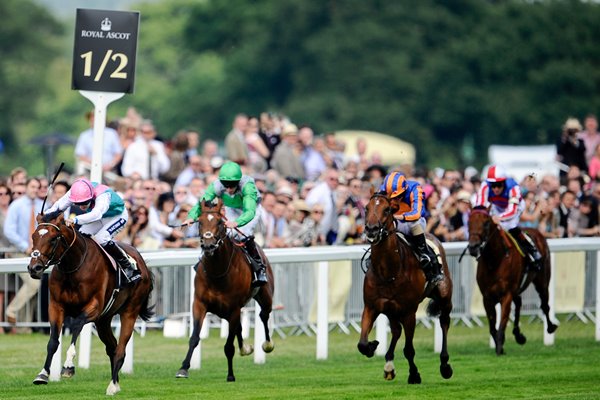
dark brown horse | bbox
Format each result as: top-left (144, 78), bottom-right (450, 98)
top-left (467, 206), bottom-right (558, 355)
top-left (27, 213), bottom-right (154, 395)
top-left (358, 191), bottom-right (453, 384)
top-left (176, 198), bottom-right (275, 382)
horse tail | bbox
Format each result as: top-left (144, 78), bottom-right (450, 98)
top-left (426, 298), bottom-right (442, 318)
top-left (138, 270), bottom-right (156, 322)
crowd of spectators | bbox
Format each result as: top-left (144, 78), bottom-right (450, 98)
top-left (1, 109), bottom-right (600, 333)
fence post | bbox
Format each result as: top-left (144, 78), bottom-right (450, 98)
top-left (316, 261), bottom-right (329, 360)
top-left (596, 250), bottom-right (600, 342)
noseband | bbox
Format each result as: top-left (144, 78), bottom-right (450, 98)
top-left (31, 222), bottom-right (86, 273)
top-left (469, 208), bottom-right (499, 257)
top-left (199, 210), bottom-right (227, 253)
top-left (366, 193), bottom-right (396, 245)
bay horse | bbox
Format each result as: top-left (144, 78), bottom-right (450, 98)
top-left (358, 190), bottom-right (453, 384)
top-left (27, 212), bottom-right (154, 395)
top-left (176, 198), bottom-right (275, 382)
top-left (467, 205), bottom-right (558, 355)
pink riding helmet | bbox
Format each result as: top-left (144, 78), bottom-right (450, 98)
top-left (68, 178), bottom-right (95, 203)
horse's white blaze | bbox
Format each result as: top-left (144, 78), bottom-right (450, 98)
top-left (207, 214), bottom-right (214, 221)
top-left (375, 199), bottom-right (380, 206)
top-left (64, 344), bottom-right (76, 368)
top-left (38, 229), bottom-right (49, 237)
top-left (106, 381), bottom-right (120, 396)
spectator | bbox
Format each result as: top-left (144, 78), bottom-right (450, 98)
top-left (185, 130), bottom-right (200, 161)
top-left (3, 177), bottom-right (43, 331)
top-left (160, 130), bottom-right (189, 185)
top-left (36, 176), bottom-right (49, 201)
top-left (74, 110), bottom-right (122, 175)
top-left (244, 116), bottom-right (270, 173)
top-left (299, 125), bottom-right (327, 182)
top-left (271, 123), bottom-right (304, 182)
top-left (127, 205), bottom-right (160, 250)
top-left (572, 196), bottom-right (600, 237)
top-left (284, 200), bottom-right (319, 247)
top-left (520, 191), bottom-right (544, 229)
top-left (557, 190), bottom-right (578, 238)
top-left (305, 168), bottom-right (340, 245)
top-left (538, 190), bottom-right (562, 239)
top-left (224, 113), bottom-right (249, 165)
top-left (188, 177), bottom-right (206, 202)
top-left (0, 183), bottom-right (12, 333)
top-left (557, 117), bottom-right (587, 186)
top-left (121, 120), bottom-right (170, 180)
top-left (148, 191), bottom-right (184, 247)
top-left (174, 154), bottom-right (206, 187)
top-left (258, 112), bottom-right (281, 169)
top-left (578, 114), bottom-right (600, 165)
top-left (7, 167), bottom-right (27, 190)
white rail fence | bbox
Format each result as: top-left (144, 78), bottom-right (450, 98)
top-left (1, 238), bottom-right (599, 380)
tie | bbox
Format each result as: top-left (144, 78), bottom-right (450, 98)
top-left (148, 150), bottom-right (153, 179)
top-left (29, 200), bottom-right (36, 246)
top-left (330, 191), bottom-right (338, 231)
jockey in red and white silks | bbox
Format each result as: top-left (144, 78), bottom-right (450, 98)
top-left (475, 165), bottom-right (525, 231)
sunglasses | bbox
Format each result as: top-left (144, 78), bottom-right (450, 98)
top-left (221, 180), bottom-right (238, 188)
top-left (490, 182), bottom-right (504, 189)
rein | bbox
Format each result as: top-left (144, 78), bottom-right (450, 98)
top-left (470, 208), bottom-right (501, 256)
top-left (32, 222), bottom-right (87, 273)
top-left (199, 209), bottom-right (236, 279)
top-left (367, 193), bottom-right (397, 245)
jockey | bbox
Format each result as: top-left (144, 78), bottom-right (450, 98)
top-left (379, 172), bottom-right (444, 285)
top-left (185, 161), bottom-right (267, 287)
top-left (45, 178), bottom-right (141, 284)
top-left (475, 165), bottom-right (542, 270)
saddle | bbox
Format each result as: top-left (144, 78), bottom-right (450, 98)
top-left (395, 232), bottom-right (443, 266)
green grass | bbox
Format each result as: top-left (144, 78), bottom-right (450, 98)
top-left (1, 318), bottom-right (598, 399)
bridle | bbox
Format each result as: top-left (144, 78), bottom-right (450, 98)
top-left (468, 208), bottom-right (499, 260)
top-left (31, 222), bottom-right (87, 273)
top-left (198, 209), bottom-right (227, 255)
top-left (364, 192), bottom-right (396, 245)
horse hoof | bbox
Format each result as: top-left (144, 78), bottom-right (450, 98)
top-left (240, 344), bottom-right (254, 356)
top-left (61, 366), bottom-right (75, 378)
top-left (106, 381), bottom-right (120, 396)
top-left (515, 334), bottom-right (527, 345)
top-left (227, 375), bottom-right (236, 382)
top-left (407, 372), bottom-right (422, 384)
top-left (383, 361), bottom-right (396, 381)
top-left (440, 364), bottom-right (453, 379)
top-left (262, 341), bottom-right (275, 353)
top-left (175, 369), bottom-right (189, 378)
top-left (547, 323), bottom-right (558, 334)
top-left (33, 373), bottom-right (49, 385)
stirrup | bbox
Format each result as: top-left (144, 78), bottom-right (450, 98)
top-left (252, 268), bottom-right (268, 287)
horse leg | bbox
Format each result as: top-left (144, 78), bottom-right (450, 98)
top-left (256, 289), bottom-right (274, 353)
top-left (496, 294), bottom-right (513, 356)
top-left (236, 322), bottom-right (253, 356)
top-left (61, 313), bottom-right (89, 378)
top-left (482, 297), bottom-right (500, 354)
top-left (357, 306), bottom-right (379, 358)
top-left (33, 304), bottom-right (65, 385)
top-left (437, 299), bottom-right (453, 379)
top-left (383, 319), bottom-right (402, 381)
top-left (104, 311), bottom-right (137, 395)
top-left (533, 273), bottom-right (558, 334)
top-left (512, 295), bottom-right (527, 345)
top-left (225, 310), bottom-right (242, 382)
top-left (95, 318), bottom-right (120, 395)
top-left (176, 303), bottom-right (206, 378)
top-left (402, 313), bottom-right (421, 384)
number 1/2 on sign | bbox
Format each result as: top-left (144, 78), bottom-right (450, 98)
top-left (80, 50), bottom-right (128, 82)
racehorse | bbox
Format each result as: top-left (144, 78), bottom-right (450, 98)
top-left (467, 205), bottom-right (558, 355)
top-left (358, 190), bottom-right (453, 384)
top-left (27, 212), bottom-right (154, 395)
top-left (176, 198), bottom-right (275, 382)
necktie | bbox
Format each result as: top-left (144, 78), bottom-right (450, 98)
top-left (148, 150), bottom-right (153, 179)
top-left (29, 200), bottom-right (36, 246)
top-left (330, 191), bottom-right (338, 231)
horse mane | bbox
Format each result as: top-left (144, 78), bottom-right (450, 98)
top-left (42, 210), bottom-right (63, 223)
top-left (472, 205), bottom-right (488, 213)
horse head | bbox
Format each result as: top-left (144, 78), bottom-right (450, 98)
top-left (197, 198), bottom-right (227, 256)
top-left (28, 212), bottom-right (76, 279)
top-left (467, 205), bottom-right (495, 259)
top-left (364, 189), bottom-right (399, 245)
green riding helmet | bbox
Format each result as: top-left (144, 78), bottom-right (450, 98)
top-left (219, 161), bottom-right (242, 184)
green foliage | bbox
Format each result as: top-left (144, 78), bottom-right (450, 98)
top-left (6, 0), bottom-right (600, 173)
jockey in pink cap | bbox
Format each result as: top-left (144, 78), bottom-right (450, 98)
top-left (45, 178), bottom-right (141, 284)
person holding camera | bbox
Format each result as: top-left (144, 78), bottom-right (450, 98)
top-left (557, 117), bottom-right (588, 186)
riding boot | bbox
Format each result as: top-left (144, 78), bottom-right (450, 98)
top-left (103, 241), bottom-right (141, 285)
top-left (243, 236), bottom-right (268, 287)
top-left (509, 227), bottom-right (542, 271)
top-left (412, 233), bottom-right (444, 285)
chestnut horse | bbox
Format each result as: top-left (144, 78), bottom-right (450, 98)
top-left (358, 191), bottom-right (453, 384)
top-left (467, 206), bottom-right (558, 355)
top-left (27, 213), bottom-right (154, 395)
top-left (175, 199), bottom-right (275, 382)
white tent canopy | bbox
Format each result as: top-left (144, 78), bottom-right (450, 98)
top-left (335, 130), bottom-right (416, 166)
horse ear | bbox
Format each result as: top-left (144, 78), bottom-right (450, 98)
top-left (36, 213), bottom-right (43, 224)
top-left (369, 186), bottom-right (375, 196)
top-left (390, 198), bottom-right (401, 214)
